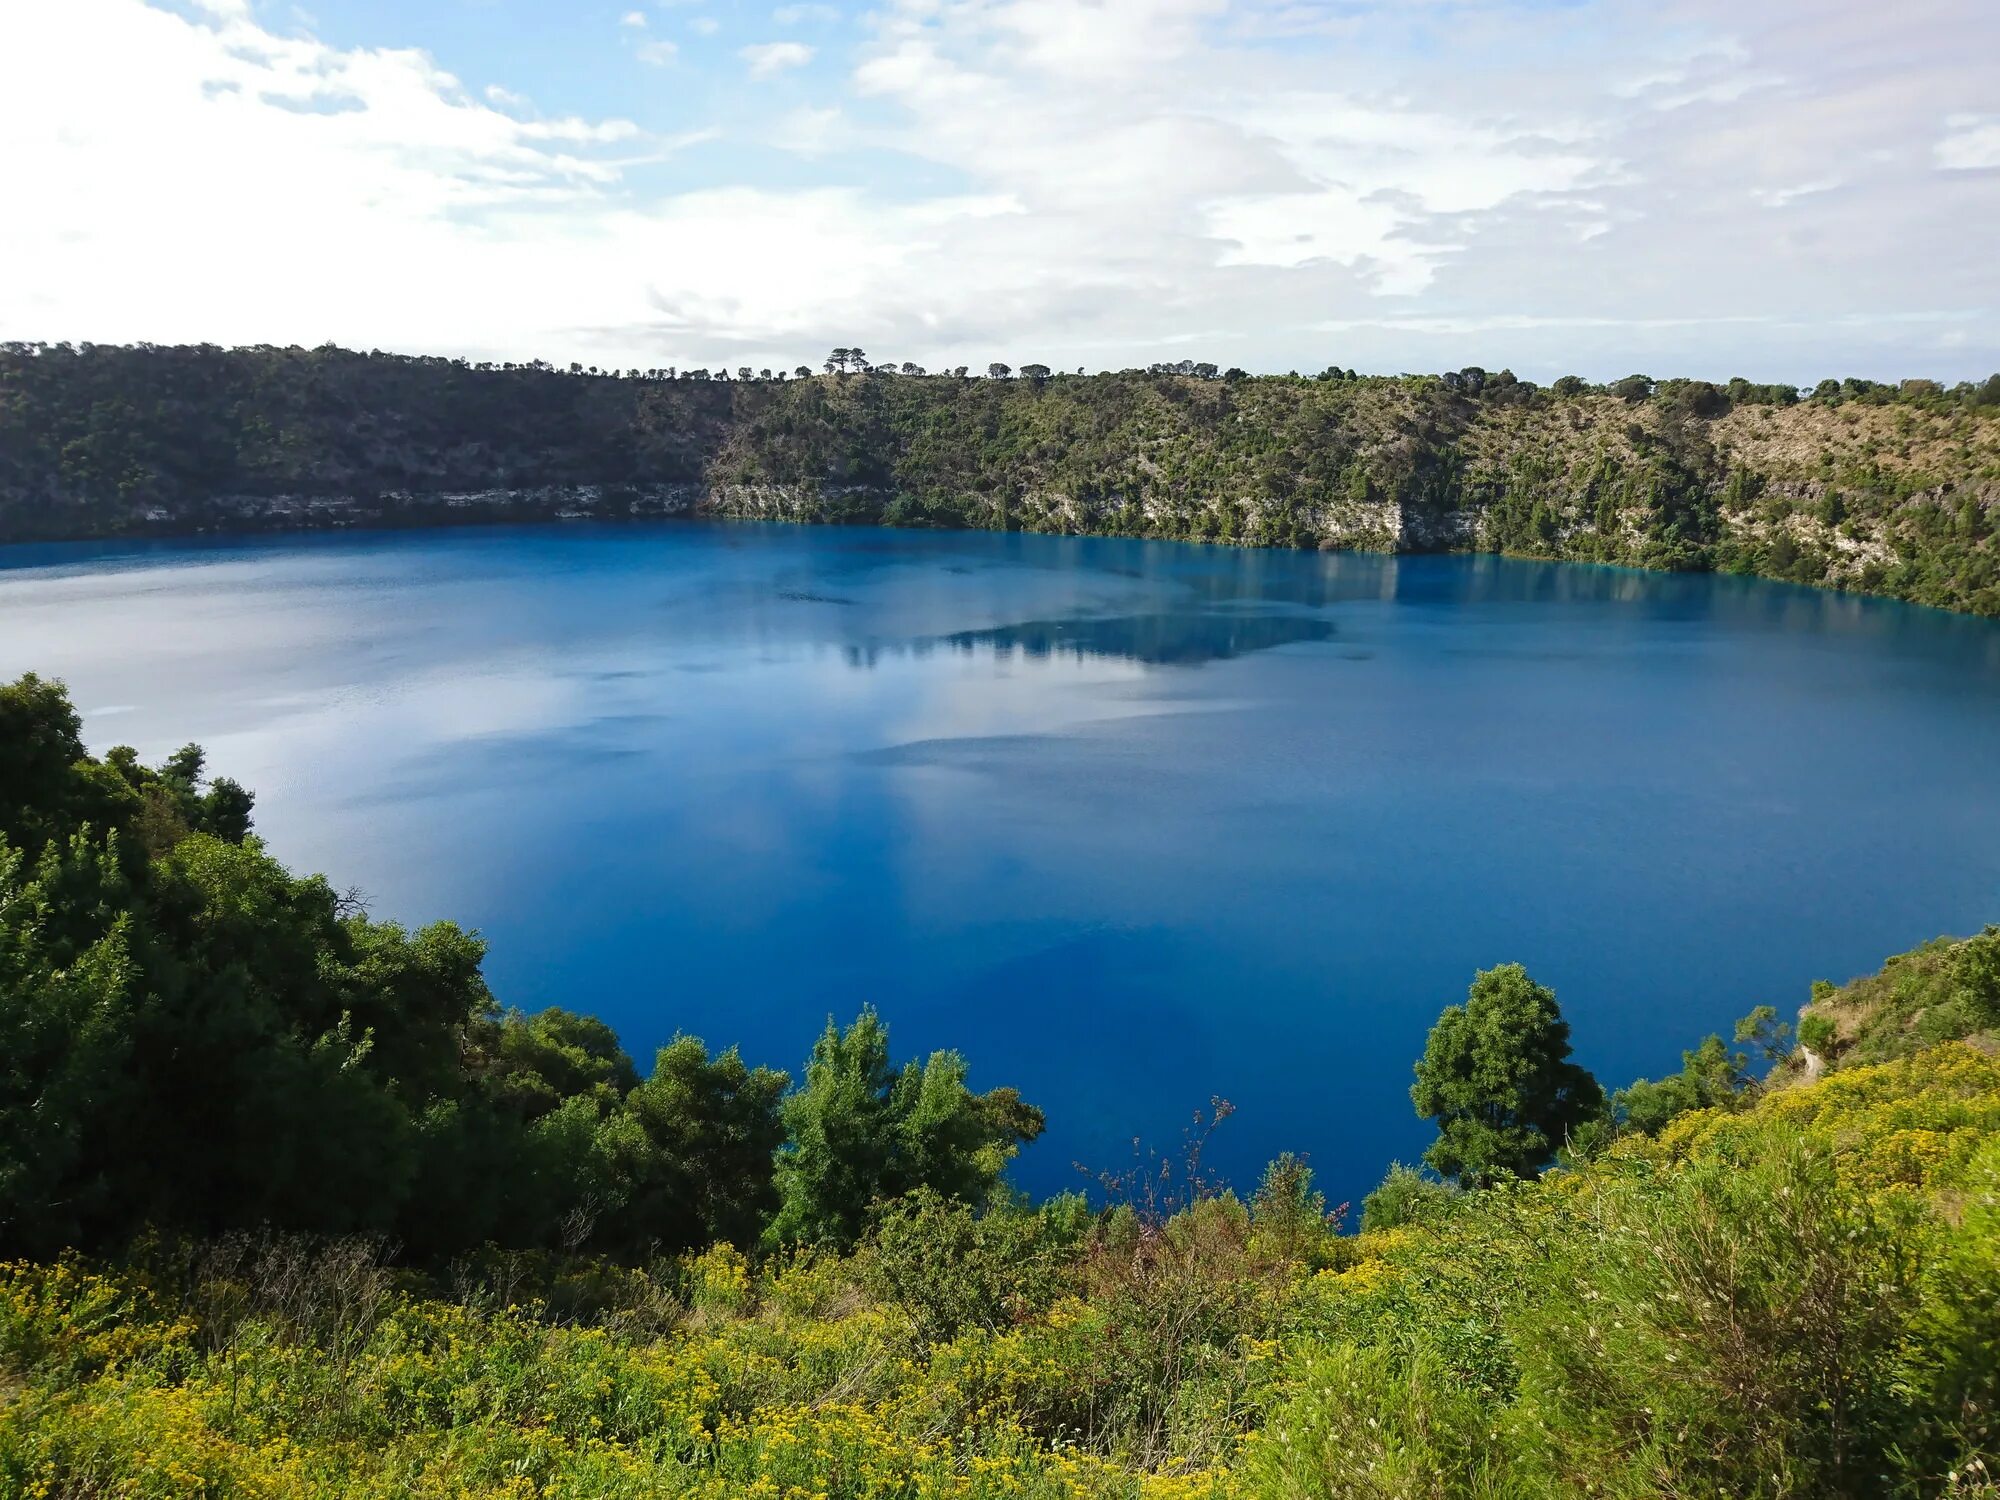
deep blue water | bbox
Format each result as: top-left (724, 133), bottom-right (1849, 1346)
top-left (5, 522), bottom-right (1999, 1209)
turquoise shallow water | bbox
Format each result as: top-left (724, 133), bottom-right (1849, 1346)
top-left (5, 521), bottom-right (1999, 1205)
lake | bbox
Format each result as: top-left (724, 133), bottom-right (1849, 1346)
top-left (4, 521), bottom-right (1999, 1208)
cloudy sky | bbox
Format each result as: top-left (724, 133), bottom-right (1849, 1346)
top-left (3, 0), bottom-right (1995, 381)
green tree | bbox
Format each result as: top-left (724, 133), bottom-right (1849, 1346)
top-left (474, 1006), bottom-right (638, 1121)
top-left (0, 673), bottom-right (137, 863)
top-left (1733, 1002), bottom-right (1793, 1065)
top-left (1950, 925), bottom-right (2000, 1027)
top-left (1410, 963), bottom-right (1603, 1186)
top-left (769, 1009), bottom-right (1043, 1247)
top-left (620, 1036), bottom-right (788, 1253)
top-left (0, 836), bottom-right (137, 1256)
top-left (1609, 1033), bottom-right (1748, 1136)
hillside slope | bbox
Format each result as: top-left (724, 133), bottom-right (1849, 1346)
top-left (4, 344), bottom-right (1997, 615)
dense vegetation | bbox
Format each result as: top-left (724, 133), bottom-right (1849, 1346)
top-left (2, 670), bottom-right (1998, 1496)
top-left (4, 343), bottom-right (1998, 616)
top-left (0, 673), bottom-right (1040, 1267)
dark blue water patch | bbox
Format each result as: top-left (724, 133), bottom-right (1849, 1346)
top-left (3, 520), bottom-right (1998, 1210)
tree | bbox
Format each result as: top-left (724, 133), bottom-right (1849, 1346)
top-left (987, 363), bottom-right (1011, 379)
top-left (474, 1006), bottom-right (637, 1121)
top-left (1952, 925), bottom-right (2000, 1027)
top-left (1, 674), bottom-right (131, 862)
top-left (0, 835), bottom-right (138, 1256)
top-left (1609, 374), bottom-right (1655, 402)
top-left (1019, 363), bottom-right (1051, 386)
top-left (769, 1009), bottom-right (1043, 1248)
top-left (619, 1036), bottom-right (787, 1253)
top-left (770, 1011), bottom-right (898, 1247)
top-left (1608, 1033), bottom-right (1748, 1137)
top-left (1410, 964), bottom-right (1602, 1186)
top-left (795, 365), bottom-right (812, 379)
top-left (1732, 1004), bottom-right (1792, 1066)
top-left (1659, 379), bottom-right (1730, 418)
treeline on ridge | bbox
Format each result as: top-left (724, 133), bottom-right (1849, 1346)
top-left (3, 341), bottom-right (1997, 616)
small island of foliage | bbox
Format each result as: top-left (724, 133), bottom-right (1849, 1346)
top-left (2, 668), bottom-right (1998, 1497)
top-left (3, 342), bottom-right (1998, 616)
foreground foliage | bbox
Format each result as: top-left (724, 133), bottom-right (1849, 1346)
top-left (0, 674), bottom-right (1039, 1263)
top-left (2, 1037), bottom-right (1996, 1497)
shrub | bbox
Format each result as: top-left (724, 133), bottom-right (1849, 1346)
top-left (1358, 1163), bottom-right (1456, 1233)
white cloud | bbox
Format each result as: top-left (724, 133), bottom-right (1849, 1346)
top-left (740, 41), bottom-right (814, 77)
top-left (1, 0), bottom-right (1995, 381)
top-left (774, 3), bottom-right (840, 23)
top-left (689, 16), bottom-right (720, 35)
top-left (620, 10), bottom-right (647, 28)
top-left (0, 0), bottom-right (665, 358)
top-left (1937, 114), bottom-right (2000, 171)
top-left (769, 105), bottom-right (850, 156)
top-left (1751, 179), bottom-right (1840, 208)
top-left (636, 38), bottom-right (678, 65)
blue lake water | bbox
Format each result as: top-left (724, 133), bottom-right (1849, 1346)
top-left (4, 521), bottom-right (1999, 1208)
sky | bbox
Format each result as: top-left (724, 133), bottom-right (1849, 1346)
top-left (2, 0), bottom-right (1996, 382)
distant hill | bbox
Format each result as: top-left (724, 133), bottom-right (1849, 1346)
top-left (3, 342), bottom-right (1996, 615)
